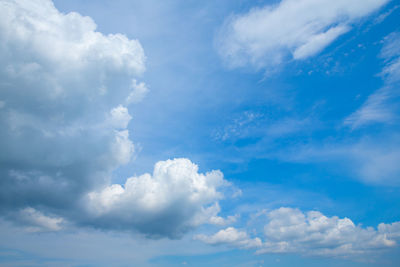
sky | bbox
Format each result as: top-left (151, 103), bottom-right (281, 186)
top-left (0, 0), bottom-right (400, 266)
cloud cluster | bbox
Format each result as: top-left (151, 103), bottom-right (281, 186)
top-left (217, 0), bottom-right (388, 69)
top-left (196, 207), bottom-right (400, 258)
top-left (260, 207), bottom-right (398, 256)
top-left (0, 0), bottom-right (231, 238)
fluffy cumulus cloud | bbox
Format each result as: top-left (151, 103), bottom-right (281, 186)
top-left (0, 0), bottom-right (231, 238)
top-left (0, 0), bottom-right (143, 214)
top-left (196, 207), bottom-right (400, 258)
top-left (217, 0), bottom-right (389, 69)
top-left (126, 79), bottom-right (149, 104)
top-left (85, 158), bottom-right (230, 238)
top-left (195, 227), bottom-right (262, 249)
top-left (259, 207), bottom-right (399, 256)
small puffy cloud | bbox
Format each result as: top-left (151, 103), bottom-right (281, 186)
top-left (108, 105), bottom-right (132, 129)
top-left (196, 207), bottom-right (400, 259)
top-left (16, 207), bottom-right (64, 232)
top-left (85, 158), bottom-right (230, 238)
top-left (209, 213), bottom-right (239, 226)
top-left (195, 227), bottom-right (262, 249)
top-left (126, 79), bottom-right (149, 104)
top-left (217, 0), bottom-right (388, 69)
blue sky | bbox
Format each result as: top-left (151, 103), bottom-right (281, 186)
top-left (1, 0), bottom-right (400, 266)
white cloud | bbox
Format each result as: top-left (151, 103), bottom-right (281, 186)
top-left (277, 136), bottom-right (400, 185)
top-left (0, 0), bottom-right (145, 76)
top-left (108, 105), bottom-right (132, 129)
top-left (259, 207), bottom-right (398, 256)
top-left (344, 86), bottom-right (395, 128)
top-left (0, 0), bottom-right (146, 232)
top-left (208, 213), bottom-right (239, 226)
top-left (217, 0), bottom-right (388, 69)
top-left (0, 0), bottom-right (236, 239)
top-left (345, 32), bottom-right (400, 128)
top-left (85, 158), bottom-right (231, 238)
top-left (196, 207), bottom-right (400, 258)
top-left (17, 207), bottom-right (64, 232)
top-left (126, 79), bottom-right (149, 104)
top-left (195, 227), bottom-right (262, 249)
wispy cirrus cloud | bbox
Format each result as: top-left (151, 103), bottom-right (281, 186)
top-left (345, 32), bottom-right (400, 128)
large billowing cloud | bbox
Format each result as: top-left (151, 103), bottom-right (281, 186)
top-left (196, 207), bottom-right (400, 258)
top-left (0, 0), bottom-right (231, 238)
top-left (217, 0), bottom-right (389, 69)
top-left (84, 158), bottom-right (230, 238)
top-left (0, 0), bottom-right (145, 213)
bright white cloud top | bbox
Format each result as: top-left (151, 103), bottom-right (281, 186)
top-left (217, 0), bottom-right (389, 69)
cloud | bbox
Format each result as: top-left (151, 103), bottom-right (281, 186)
top-left (0, 0), bottom-right (144, 216)
top-left (126, 79), bottom-right (149, 104)
top-left (344, 86), bottom-right (395, 128)
top-left (217, 0), bottom-right (389, 69)
top-left (194, 227), bottom-right (262, 249)
top-left (84, 158), bottom-right (231, 238)
top-left (15, 207), bottom-right (64, 233)
top-left (196, 207), bottom-right (400, 258)
top-left (276, 135), bottom-right (400, 185)
top-left (345, 31), bottom-right (400, 128)
top-left (213, 110), bottom-right (314, 145)
top-left (108, 105), bottom-right (132, 129)
top-left (0, 0), bottom-right (233, 238)
top-left (259, 207), bottom-right (398, 256)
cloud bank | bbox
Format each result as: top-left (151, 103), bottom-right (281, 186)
top-left (196, 207), bottom-right (400, 258)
